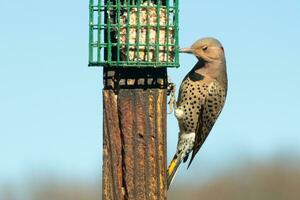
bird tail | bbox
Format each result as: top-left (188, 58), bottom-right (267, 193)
top-left (167, 154), bottom-right (182, 189)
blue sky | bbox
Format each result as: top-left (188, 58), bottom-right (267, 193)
top-left (1, 0), bottom-right (300, 186)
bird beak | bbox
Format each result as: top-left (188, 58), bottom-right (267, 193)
top-left (179, 47), bottom-right (194, 54)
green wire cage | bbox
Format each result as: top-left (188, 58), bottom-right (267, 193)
top-left (89, 0), bottom-right (179, 68)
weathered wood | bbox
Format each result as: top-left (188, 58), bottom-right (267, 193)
top-left (103, 68), bottom-right (168, 200)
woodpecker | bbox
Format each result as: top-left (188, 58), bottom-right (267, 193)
top-left (167, 37), bottom-right (228, 188)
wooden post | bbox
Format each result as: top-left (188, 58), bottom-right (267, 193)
top-left (102, 68), bottom-right (168, 200)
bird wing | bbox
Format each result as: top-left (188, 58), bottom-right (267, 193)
top-left (187, 80), bottom-right (226, 168)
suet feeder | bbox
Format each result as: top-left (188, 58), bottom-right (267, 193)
top-left (89, 0), bottom-right (179, 68)
top-left (91, 1), bottom-right (179, 199)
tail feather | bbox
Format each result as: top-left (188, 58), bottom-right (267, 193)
top-left (187, 148), bottom-right (199, 169)
top-left (167, 155), bottom-right (182, 189)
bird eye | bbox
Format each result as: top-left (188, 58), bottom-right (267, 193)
top-left (202, 46), bottom-right (208, 51)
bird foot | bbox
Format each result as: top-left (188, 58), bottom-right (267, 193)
top-left (167, 79), bottom-right (176, 114)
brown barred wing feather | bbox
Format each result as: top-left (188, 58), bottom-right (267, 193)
top-left (187, 81), bottom-right (226, 168)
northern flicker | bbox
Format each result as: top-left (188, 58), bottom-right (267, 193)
top-left (167, 37), bottom-right (228, 188)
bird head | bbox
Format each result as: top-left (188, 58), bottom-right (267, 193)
top-left (180, 37), bottom-right (225, 63)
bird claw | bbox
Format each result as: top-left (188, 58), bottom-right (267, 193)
top-left (167, 80), bottom-right (176, 114)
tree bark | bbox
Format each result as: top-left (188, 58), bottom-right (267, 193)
top-left (102, 68), bottom-right (168, 200)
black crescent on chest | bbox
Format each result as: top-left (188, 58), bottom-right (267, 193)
top-left (188, 72), bottom-right (205, 82)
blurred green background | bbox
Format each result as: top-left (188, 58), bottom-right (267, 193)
top-left (1, 159), bottom-right (300, 199)
top-left (1, 0), bottom-right (300, 199)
